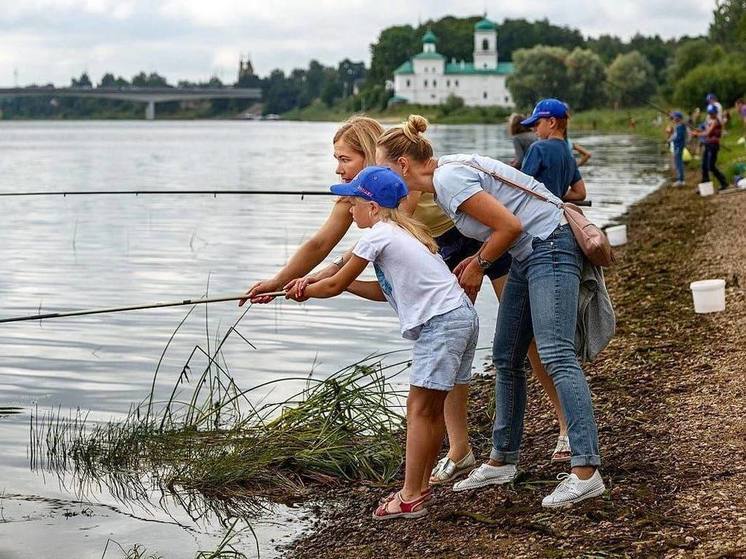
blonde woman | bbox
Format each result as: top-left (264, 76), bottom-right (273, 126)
top-left (242, 116), bottom-right (533, 481)
top-left (375, 115), bottom-right (604, 508)
top-left (287, 166), bottom-right (479, 520)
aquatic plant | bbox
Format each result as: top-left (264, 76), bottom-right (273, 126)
top-left (101, 519), bottom-right (254, 558)
top-left (31, 303), bottom-right (409, 498)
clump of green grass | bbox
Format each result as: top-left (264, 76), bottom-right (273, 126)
top-left (31, 302), bottom-right (409, 497)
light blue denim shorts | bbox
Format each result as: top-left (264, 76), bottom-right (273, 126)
top-left (410, 298), bottom-right (479, 391)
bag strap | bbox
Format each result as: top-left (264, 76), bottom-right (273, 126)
top-left (439, 159), bottom-right (564, 210)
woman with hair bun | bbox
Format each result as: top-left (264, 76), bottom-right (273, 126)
top-left (243, 115), bottom-right (524, 486)
top-left (376, 115), bottom-right (605, 509)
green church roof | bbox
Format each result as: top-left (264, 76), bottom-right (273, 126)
top-left (475, 18), bottom-right (496, 31)
top-left (413, 51), bottom-right (446, 61)
top-left (422, 29), bottom-right (438, 43)
top-left (444, 61), bottom-right (513, 75)
top-left (394, 61), bottom-right (414, 74)
top-left (396, 60), bottom-right (513, 75)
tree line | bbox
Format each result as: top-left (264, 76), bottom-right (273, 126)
top-left (2, 1), bottom-right (744, 118)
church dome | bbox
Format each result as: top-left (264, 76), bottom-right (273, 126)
top-left (474, 18), bottom-right (496, 31)
top-left (422, 29), bottom-right (438, 44)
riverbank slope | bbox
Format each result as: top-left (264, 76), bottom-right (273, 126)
top-left (289, 168), bottom-right (746, 557)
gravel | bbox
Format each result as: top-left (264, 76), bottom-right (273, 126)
top-left (287, 180), bottom-right (746, 559)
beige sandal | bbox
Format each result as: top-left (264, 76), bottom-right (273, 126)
top-left (430, 450), bottom-right (476, 484)
top-left (551, 435), bottom-right (571, 462)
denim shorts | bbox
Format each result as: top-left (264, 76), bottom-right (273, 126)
top-left (410, 298), bottom-right (479, 391)
top-left (435, 226), bottom-right (512, 280)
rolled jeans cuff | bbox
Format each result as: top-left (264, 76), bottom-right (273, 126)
top-left (490, 448), bottom-right (519, 464)
top-left (570, 454), bottom-right (602, 468)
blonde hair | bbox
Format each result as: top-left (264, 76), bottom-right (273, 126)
top-left (333, 115), bottom-right (384, 166)
top-left (376, 115), bottom-right (434, 163)
top-left (377, 207), bottom-right (438, 253)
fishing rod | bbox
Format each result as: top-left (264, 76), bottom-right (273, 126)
top-left (0, 189), bottom-right (338, 199)
top-left (0, 188), bottom-right (593, 206)
top-left (0, 291), bottom-right (287, 324)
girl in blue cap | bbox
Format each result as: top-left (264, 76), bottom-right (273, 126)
top-left (669, 112), bottom-right (688, 186)
top-left (244, 116), bottom-right (529, 485)
top-left (376, 115), bottom-right (605, 509)
top-left (286, 165), bottom-right (479, 521)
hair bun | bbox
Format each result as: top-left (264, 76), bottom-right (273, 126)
top-left (407, 114), bottom-right (428, 134)
top-left (402, 114), bottom-right (428, 142)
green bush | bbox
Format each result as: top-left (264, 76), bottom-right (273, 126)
top-left (673, 55), bottom-right (746, 109)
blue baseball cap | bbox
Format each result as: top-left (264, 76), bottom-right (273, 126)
top-left (520, 98), bottom-right (569, 127)
top-left (329, 166), bottom-right (408, 208)
top-left (706, 93), bottom-right (716, 101)
top-left (706, 104), bottom-right (718, 115)
top-left (670, 111), bottom-right (683, 120)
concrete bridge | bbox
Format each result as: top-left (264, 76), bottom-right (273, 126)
top-left (0, 87), bottom-right (262, 119)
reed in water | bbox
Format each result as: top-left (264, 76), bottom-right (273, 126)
top-left (31, 305), bottom-right (409, 497)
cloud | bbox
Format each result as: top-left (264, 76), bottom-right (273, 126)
top-left (0, 0), bottom-right (714, 87)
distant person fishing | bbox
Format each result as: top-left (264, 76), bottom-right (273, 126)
top-left (668, 111), bottom-right (688, 187)
top-left (692, 104), bottom-right (728, 190)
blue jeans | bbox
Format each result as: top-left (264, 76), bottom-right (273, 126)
top-left (673, 146), bottom-right (684, 182)
top-left (490, 225), bottom-right (601, 468)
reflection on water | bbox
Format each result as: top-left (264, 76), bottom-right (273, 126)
top-left (0, 121), bottom-right (664, 558)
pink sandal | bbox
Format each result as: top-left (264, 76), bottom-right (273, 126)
top-left (379, 486), bottom-right (432, 505)
top-left (372, 491), bottom-right (429, 520)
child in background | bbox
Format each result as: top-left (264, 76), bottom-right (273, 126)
top-left (287, 166), bottom-right (479, 520)
top-left (669, 112), bottom-right (688, 186)
top-left (520, 99), bottom-right (587, 203)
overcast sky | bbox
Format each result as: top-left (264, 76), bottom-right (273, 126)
top-left (0, 0), bottom-right (714, 87)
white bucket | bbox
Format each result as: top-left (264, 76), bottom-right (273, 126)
top-left (737, 178), bottom-right (746, 189)
top-left (606, 224), bottom-right (627, 247)
top-left (698, 181), bottom-right (714, 197)
top-left (689, 279), bottom-right (726, 313)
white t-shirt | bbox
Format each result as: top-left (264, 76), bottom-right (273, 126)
top-left (353, 221), bottom-right (465, 340)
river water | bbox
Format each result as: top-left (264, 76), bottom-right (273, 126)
top-left (0, 121), bottom-right (663, 558)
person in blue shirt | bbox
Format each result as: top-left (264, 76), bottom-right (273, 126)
top-left (517, 99), bottom-right (589, 462)
top-left (520, 99), bottom-right (587, 202)
top-left (669, 111), bottom-right (688, 186)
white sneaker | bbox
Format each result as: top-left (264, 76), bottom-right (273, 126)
top-left (452, 462), bottom-right (517, 492)
top-left (542, 470), bottom-right (606, 508)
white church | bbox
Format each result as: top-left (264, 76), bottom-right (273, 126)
top-left (392, 18), bottom-right (514, 107)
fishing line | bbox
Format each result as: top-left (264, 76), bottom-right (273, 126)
top-left (0, 292), bottom-right (287, 324)
top-left (0, 189), bottom-right (337, 199)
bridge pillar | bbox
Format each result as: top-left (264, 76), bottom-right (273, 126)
top-left (145, 100), bottom-right (155, 120)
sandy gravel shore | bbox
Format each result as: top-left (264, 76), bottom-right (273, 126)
top-left (289, 177), bottom-right (746, 559)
